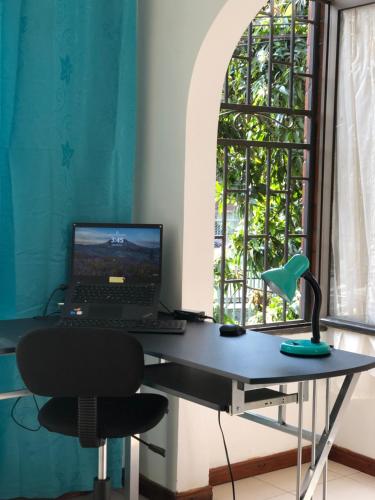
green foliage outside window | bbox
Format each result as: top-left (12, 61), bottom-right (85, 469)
top-left (214, 0), bottom-right (314, 325)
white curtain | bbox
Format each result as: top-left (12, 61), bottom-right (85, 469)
top-left (331, 5), bottom-right (375, 374)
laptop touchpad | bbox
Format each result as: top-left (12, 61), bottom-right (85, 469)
top-left (88, 305), bottom-right (123, 318)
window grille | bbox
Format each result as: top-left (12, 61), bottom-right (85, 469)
top-left (214, 0), bottom-right (321, 327)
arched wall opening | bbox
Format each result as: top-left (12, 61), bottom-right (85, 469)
top-left (182, 0), bottom-right (267, 314)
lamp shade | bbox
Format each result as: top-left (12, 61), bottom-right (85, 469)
top-left (261, 254), bottom-right (310, 302)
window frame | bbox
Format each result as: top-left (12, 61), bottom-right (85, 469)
top-left (215, 0), bottom-right (324, 331)
top-left (318, 0), bottom-right (375, 336)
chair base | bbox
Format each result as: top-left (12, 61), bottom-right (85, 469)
top-left (93, 478), bottom-right (112, 500)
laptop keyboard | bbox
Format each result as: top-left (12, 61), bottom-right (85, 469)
top-left (72, 284), bottom-right (155, 305)
top-left (59, 317), bottom-right (186, 334)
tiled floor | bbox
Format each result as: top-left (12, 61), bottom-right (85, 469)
top-left (139, 461), bottom-right (374, 499)
top-left (212, 461), bottom-right (375, 499)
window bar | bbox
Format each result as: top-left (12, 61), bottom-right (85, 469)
top-left (246, 23), bottom-right (253, 105)
top-left (252, 34), bottom-right (307, 40)
top-left (224, 69), bottom-right (229, 103)
top-left (289, 233), bottom-right (308, 238)
top-left (283, 148), bottom-right (293, 321)
top-left (302, 0), bottom-right (320, 320)
top-left (220, 102), bottom-right (312, 117)
top-left (267, 0), bottom-right (274, 107)
top-left (218, 138), bottom-right (311, 150)
top-left (289, 0), bottom-right (296, 109)
top-left (262, 147), bottom-right (272, 323)
top-left (242, 147), bottom-right (250, 326)
top-left (295, 72), bottom-right (313, 78)
top-left (219, 146), bottom-right (229, 323)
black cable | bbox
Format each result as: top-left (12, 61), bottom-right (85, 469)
top-left (159, 303), bottom-right (216, 322)
top-left (11, 395), bottom-right (41, 432)
top-left (218, 410), bottom-right (236, 500)
top-left (42, 284), bottom-right (67, 317)
top-left (131, 435), bottom-right (166, 457)
top-left (203, 315), bottom-right (217, 323)
top-left (159, 300), bottom-right (172, 314)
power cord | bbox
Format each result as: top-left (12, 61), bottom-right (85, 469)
top-left (42, 284), bottom-right (68, 316)
top-left (159, 300), bottom-right (172, 314)
top-left (11, 395), bottom-right (41, 432)
top-left (159, 302), bottom-right (216, 322)
top-left (131, 435), bottom-right (166, 457)
top-left (218, 410), bottom-right (236, 500)
top-left (203, 315), bottom-right (216, 323)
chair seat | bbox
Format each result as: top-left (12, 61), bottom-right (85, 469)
top-left (39, 394), bottom-right (168, 438)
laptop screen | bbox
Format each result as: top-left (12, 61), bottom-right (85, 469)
top-left (71, 223), bottom-right (162, 285)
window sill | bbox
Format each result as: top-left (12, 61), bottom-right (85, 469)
top-left (321, 317), bottom-right (375, 337)
top-left (251, 321), bottom-right (319, 336)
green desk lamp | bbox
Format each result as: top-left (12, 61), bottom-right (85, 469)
top-left (261, 254), bottom-right (331, 356)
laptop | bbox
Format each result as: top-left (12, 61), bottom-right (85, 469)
top-left (61, 223), bottom-right (163, 322)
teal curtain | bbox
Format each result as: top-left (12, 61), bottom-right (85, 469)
top-left (0, 0), bottom-right (136, 497)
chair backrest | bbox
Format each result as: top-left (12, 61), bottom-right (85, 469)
top-left (16, 327), bottom-right (144, 398)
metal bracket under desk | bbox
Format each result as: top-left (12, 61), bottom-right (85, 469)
top-left (230, 380), bottom-right (298, 415)
top-left (143, 363), bottom-right (298, 414)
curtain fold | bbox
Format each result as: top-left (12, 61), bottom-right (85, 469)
top-left (331, 4), bottom-right (375, 376)
top-left (0, 0), bottom-right (136, 497)
top-left (332, 4), bottom-right (375, 324)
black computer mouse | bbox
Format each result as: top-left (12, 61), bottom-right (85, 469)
top-left (219, 324), bottom-right (246, 337)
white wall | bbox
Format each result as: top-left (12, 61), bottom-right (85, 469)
top-left (135, 0), bottom-right (227, 311)
top-left (327, 329), bottom-right (375, 459)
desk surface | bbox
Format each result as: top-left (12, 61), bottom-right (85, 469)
top-left (1, 318), bottom-right (375, 384)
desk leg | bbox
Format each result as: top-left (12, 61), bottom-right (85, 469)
top-left (300, 372), bottom-right (360, 500)
top-left (311, 380), bottom-right (317, 499)
top-left (322, 379), bottom-right (330, 500)
top-left (123, 436), bottom-right (139, 500)
top-left (296, 382), bottom-right (304, 500)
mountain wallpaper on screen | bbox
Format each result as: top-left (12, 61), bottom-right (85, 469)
top-left (73, 238), bottom-right (160, 281)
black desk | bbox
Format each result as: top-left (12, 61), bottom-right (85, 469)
top-left (1, 318), bottom-right (375, 500)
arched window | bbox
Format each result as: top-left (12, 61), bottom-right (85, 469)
top-left (214, 0), bottom-right (321, 327)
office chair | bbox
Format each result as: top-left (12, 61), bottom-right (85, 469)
top-left (16, 327), bottom-right (168, 500)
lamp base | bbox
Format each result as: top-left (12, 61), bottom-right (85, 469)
top-left (280, 339), bottom-right (331, 357)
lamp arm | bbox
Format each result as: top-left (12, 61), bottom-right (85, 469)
top-left (302, 270), bottom-right (322, 344)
